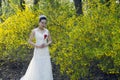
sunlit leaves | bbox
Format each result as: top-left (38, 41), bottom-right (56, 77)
top-left (48, 0), bottom-right (120, 79)
top-left (0, 10), bottom-right (39, 60)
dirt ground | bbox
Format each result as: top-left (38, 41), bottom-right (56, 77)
top-left (0, 60), bottom-right (69, 80)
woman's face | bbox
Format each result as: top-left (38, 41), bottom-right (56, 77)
top-left (39, 19), bottom-right (47, 29)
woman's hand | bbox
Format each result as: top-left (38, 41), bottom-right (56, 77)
top-left (35, 43), bottom-right (48, 48)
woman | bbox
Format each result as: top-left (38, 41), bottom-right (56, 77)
top-left (20, 15), bottom-right (53, 80)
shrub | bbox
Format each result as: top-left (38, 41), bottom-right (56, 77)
top-left (0, 9), bottom-right (42, 61)
top-left (49, 0), bottom-right (120, 79)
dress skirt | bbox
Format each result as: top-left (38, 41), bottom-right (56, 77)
top-left (20, 47), bottom-right (53, 80)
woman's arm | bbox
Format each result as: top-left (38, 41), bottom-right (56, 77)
top-left (28, 30), bottom-right (36, 47)
top-left (46, 31), bottom-right (52, 46)
top-left (39, 30), bottom-right (52, 48)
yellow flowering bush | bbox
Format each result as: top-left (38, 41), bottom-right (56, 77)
top-left (0, 9), bottom-right (42, 61)
top-left (47, 0), bottom-right (120, 79)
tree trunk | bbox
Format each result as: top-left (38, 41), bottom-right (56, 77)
top-left (73, 0), bottom-right (83, 15)
top-left (0, 0), bottom-right (2, 22)
top-left (33, 0), bottom-right (39, 5)
top-left (0, 0), bottom-right (2, 7)
top-left (20, 0), bottom-right (25, 10)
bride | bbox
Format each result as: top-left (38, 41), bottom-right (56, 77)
top-left (20, 15), bottom-right (53, 80)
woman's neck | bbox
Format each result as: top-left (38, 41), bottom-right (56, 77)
top-left (38, 27), bottom-right (44, 31)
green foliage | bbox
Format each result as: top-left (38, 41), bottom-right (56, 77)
top-left (0, 0), bottom-right (17, 22)
top-left (0, 9), bottom-right (41, 61)
top-left (49, 0), bottom-right (120, 79)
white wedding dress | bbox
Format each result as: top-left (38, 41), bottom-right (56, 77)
top-left (20, 28), bottom-right (53, 80)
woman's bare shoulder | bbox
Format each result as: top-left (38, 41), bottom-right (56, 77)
top-left (32, 28), bottom-right (38, 32)
top-left (44, 28), bottom-right (49, 32)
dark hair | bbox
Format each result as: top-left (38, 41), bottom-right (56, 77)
top-left (39, 17), bottom-right (47, 22)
